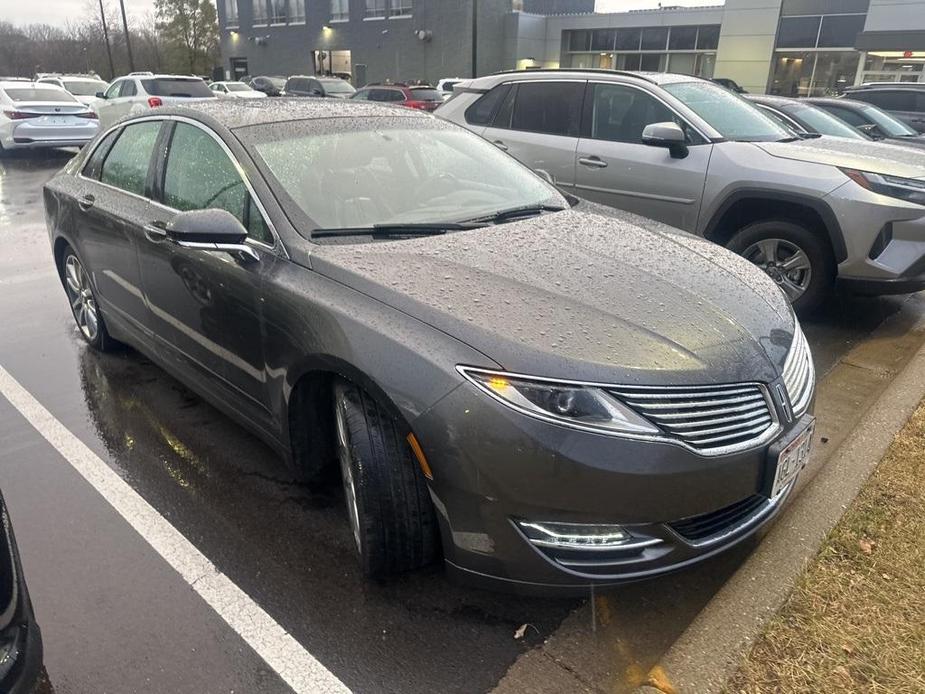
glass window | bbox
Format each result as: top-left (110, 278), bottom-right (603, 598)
top-left (492, 85), bottom-right (516, 129)
top-left (100, 122), bottom-right (161, 197)
top-left (777, 16), bottom-right (821, 48)
top-left (251, 122), bottom-right (563, 231)
top-left (104, 81), bottom-right (122, 99)
top-left (789, 103), bottom-right (866, 139)
top-left (640, 54), bottom-right (667, 72)
top-left (769, 52), bottom-right (815, 96)
top-left (63, 80), bottom-right (107, 96)
top-left (270, 0), bottom-right (287, 23)
top-left (588, 84), bottom-right (684, 144)
top-left (224, 0), bottom-right (239, 25)
top-left (858, 90), bottom-right (918, 111)
top-left (465, 84), bottom-right (510, 125)
top-left (821, 104), bottom-right (867, 127)
top-left (290, 0), bottom-right (305, 22)
top-left (510, 82), bottom-right (583, 137)
top-left (253, 0), bottom-right (269, 24)
top-left (82, 131), bottom-right (120, 180)
top-left (696, 25), bottom-right (720, 50)
top-left (615, 28), bottom-right (641, 51)
top-left (669, 53), bottom-right (697, 75)
top-left (590, 29), bottom-right (615, 52)
top-left (142, 79), bottom-right (213, 97)
top-left (331, 0), bottom-right (349, 20)
top-left (120, 80), bottom-right (137, 97)
top-left (351, 88), bottom-right (370, 100)
top-left (641, 27), bottom-right (668, 51)
top-left (663, 81), bottom-right (791, 141)
top-left (616, 53), bottom-right (642, 71)
top-left (568, 30), bottom-right (590, 52)
top-left (2, 87), bottom-right (79, 103)
top-left (850, 104), bottom-right (917, 136)
top-left (669, 25), bottom-right (697, 50)
top-left (389, 0), bottom-right (411, 16)
top-left (810, 52), bottom-right (860, 96)
top-left (818, 14), bottom-right (865, 48)
top-left (163, 123), bottom-right (272, 244)
top-left (365, 0), bottom-right (386, 18)
top-left (695, 52), bottom-right (716, 78)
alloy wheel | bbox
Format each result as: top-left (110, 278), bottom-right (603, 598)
top-left (335, 398), bottom-right (362, 553)
top-left (64, 255), bottom-right (100, 342)
top-left (742, 237), bottom-right (812, 302)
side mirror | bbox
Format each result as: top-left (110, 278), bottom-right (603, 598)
top-left (96, 91), bottom-right (106, 99)
top-left (166, 209), bottom-right (259, 261)
top-left (857, 123), bottom-right (883, 139)
top-left (642, 121), bottom-right (689, 159)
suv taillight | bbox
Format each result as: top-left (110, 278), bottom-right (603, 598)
top-left (147, 96), bottom-right (163, 108)
top-left (405, 100), bottom-right (435, 110)
top-left (2, 110), bottom-right (39, 120)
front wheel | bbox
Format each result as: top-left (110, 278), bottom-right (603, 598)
top-left (333, 381), bottom-right (438, 577)
top-left (727, 220), bottom-right (834, 313)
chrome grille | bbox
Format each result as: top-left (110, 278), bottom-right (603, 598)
top-left (607, 383), bottom-right (777, 454)
top-left (782, 324), bottom-right (814, 418)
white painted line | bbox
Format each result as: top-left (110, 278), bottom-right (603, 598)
top-left (0, 364), bottom-right (350, 694)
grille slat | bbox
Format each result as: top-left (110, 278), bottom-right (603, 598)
top-left (609, 383), bottom-right (776, 454)
top-left (783, 326), bottom-right (814, 418)
top-left (670, 495), bottom-right (768, 541)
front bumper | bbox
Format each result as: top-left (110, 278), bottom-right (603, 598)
top-left (414, 381), bottom-right (813, 595)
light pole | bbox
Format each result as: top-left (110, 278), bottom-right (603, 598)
top-left (119, 0), bottom-right (135, 72)
top-left (471, 0), bottom-right (478, 78)
top-left (98, 0), bottom-right (115, 79)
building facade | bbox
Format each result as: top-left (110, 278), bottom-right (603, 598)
top-left (217, 0), bottom-right (925, 93)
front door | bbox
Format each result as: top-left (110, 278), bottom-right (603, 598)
top-left (137, 121), bottom-right (278, 432)
top-left (573, 82), bottom-right (712, 231)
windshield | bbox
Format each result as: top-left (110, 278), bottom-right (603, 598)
top-left (142, 78), bottom-right (213, 98)
top-left (2, 87), bottom-right (79, 103)
top-left (321, 80), bottom-right (355, 94)
top-left (790, 103), bottom-right (867, 140)
top-left (664, 81), bottom-right (793, 142)
top-left (63, 80), bottom-right (106, 96)
top-left (250, 120), bottom-right (563, 234)
top-left (225, 82), bottom-right (251, 92)
top-left (858, 104), bottom-right (919, 137)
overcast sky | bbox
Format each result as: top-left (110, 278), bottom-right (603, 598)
top-left (4, 0), bottom-right (718, 26)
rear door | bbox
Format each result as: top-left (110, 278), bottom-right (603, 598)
top-left (480, 80), bottom-right (584, 188)
top-left (138, 120), bottom-right (279, 432)
top-left (856, 89), bottom-right (925, 133)
top-left (573, 82), bottom-right (712, 231)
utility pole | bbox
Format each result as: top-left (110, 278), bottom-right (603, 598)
top-left (471, 0), bottom-right (478, 78)
top-left (98, 0), bottom-right (115, 80)
top-left (119, 0), bottom-right (135, 72)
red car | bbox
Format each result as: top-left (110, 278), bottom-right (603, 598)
top-left (350, 83), bottom-right (443, 111)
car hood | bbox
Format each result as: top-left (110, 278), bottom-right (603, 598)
top-left (754, 137), bottom-right (925, 179)
top-left (309, 208), bottom-right (795, 385)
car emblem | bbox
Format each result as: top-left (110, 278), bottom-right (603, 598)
top-left (775, 383), bottom-right (793, 424)
top-left (54, 107), bottom-right (60, 112)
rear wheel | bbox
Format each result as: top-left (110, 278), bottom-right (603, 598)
top-left (61, 247), bottom-right (117, 351)
top-left (727, 219), bottom-right (834, 313)
top-left (333, 380), bottom-right (437, 577)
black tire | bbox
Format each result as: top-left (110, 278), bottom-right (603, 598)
top-left (333, 380), bottom-right (438, 577)
top-left (726, 219), bottom-right (835, 313)
top-left (61, 246), bottom-right (118, 351)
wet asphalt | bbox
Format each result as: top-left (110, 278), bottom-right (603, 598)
top-left (0, 150), bottom-right (914, 694)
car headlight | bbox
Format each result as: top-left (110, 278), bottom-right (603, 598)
top-left (840, 168), bottom-right (925, 206)
top-left (458, 367), bottom-right (659, 435)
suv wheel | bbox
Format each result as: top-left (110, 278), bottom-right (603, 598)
top-left (62, 247), bottom-right (117, 351)
top-left (727, 220), bottom-right (834, 312)
top-left (333, 380), bottom-right (438, 577)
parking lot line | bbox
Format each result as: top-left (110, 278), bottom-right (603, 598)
top-left (0, 364), bottom-right (351, 694)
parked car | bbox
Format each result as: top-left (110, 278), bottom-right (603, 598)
top-left (712, 77), bottom-right (747, 93)
top-left (436, 77), bottom-right (463, 101)
top-left (842, 84), bottom-right (925, 133)
top-left (439, 69), bottom-right (925, 311)
top-left (744, 94), bottom-right (869, 141)
top-left (44, 99), bottom-right (815, 594)
top-left (805, 97), bottom-right (925, 151)
top-left (94, 74), bottom-right (214, 128)
top-left (209, 81), bottom-right (267, 99)
top-left (283, 75), bottom-right (356, 99)
top-left (0, 80), bottom-right (99, 153)
top-left (248, 76), bottom-right (286, 97)
top-left (351, 83), bottom-right (443, 111)
top-left (0, 489), bottom-right (44, 692)
top-left (36, 74), bottom-right (108, 107)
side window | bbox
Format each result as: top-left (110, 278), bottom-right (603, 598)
top-left (352, 89), bottom-right (369, 101)
top-left (465, 83), bottom-right (511, 125)
top-left (120, 80), bottom-right (137, 97)
top-left (82, 130), bottom-right (121, 180)
top-left (862, 90), bottom-right (915, 111)
top-left (510, 81), bottom-right (583, 137)
top-left (308, 79), bottom-right (321, 93)
top-left (827, 106), bottom-right (866, 127)
top-left (100, 121), bottom-right (161, 196)
top-left (104, 80), bottom-right (122, 99)
top-left (587, 83), bottom-right (686, 144)
top-left (162, 123), bottom-right (272, 245)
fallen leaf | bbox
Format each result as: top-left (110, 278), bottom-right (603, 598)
top-left (842, 644), bottom-right (854, 655)
top-left (859, 539), bottom-right (874, 555)
top-left (881, 573), bottom-right (892, 581)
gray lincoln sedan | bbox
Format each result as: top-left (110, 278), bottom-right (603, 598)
top-left (43, 99), bottom-right (815, 594)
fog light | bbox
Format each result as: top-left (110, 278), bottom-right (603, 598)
top-left (517, 520), bottom-right (629, 549)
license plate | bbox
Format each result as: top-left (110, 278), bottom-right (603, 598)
top-left (770, 421), bottom-right (814, 497)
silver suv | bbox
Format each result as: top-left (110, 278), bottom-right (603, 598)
top-left (438, 70), bottom-right (925, 311)
top-left (94, 73), bottom-right (214, 129)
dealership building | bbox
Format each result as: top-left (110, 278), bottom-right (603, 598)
top-left (218, 0), bottom-right (925, 94)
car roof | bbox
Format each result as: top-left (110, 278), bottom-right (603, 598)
top-left (804, 97), bottom-right (871, 108)
top-left (470, 68), bottom-right (705, 88)
top-left (846, 83), bottom-right (925, 91)
top-left (149, 97), bottom-right (433, 130)
top-left (746, 94), bottom-right (802, 108)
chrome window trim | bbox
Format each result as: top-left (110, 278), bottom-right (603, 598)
top-left (77, 114), bottom-right (286, 257)
top-left (457, 366), bottom-right (782, 457)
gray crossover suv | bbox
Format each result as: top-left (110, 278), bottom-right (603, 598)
top-left (439, 70), bottom-right (925, 312)
top-left (44, 100), bottom-right (815, 593)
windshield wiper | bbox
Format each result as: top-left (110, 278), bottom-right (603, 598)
top-left (311, 222), bottom-right (480, 239)
top-left (464, 204), bottom-right (566, 225)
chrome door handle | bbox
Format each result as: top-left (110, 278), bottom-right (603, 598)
top-left (78, 194), bottom-right (95, 210)
top-left (492, 140), bottom-right (508, 151)
top-left (578, 156), bottom-right (608, 169)
top-left (143, 223), bottom-right (168, 242)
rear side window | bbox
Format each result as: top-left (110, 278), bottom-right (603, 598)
top-left (857, 90), bottom-right (917, 111)
top-left (586, 83), bottom-right (687, 144)
top-left (104, 81), bottom-right (122, 99)
top-left (162, 123), bottom-right (272, 245)
top-left (82, 130), bottom-right (120, 180)
top-left (100, 121), bottom-right (161, 196)
top-left (823, 105), bottom-right (866, 127)
top-left (141, 78), bottom-right (212, 98)
top-left (465, 84), bottom-right (511, 125)
top-left (509, 81), bottom-right (584, 137)
top-left (120, 80), bottom-right (137, 97)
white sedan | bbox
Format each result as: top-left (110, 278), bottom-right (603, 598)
top-left (0, 81), bottom-right (99, 153)
top-left (209, 81), bottom-right (268, 99)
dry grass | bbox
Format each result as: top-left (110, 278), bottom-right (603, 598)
top-left (725, 401), bottom-right (925, 694)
